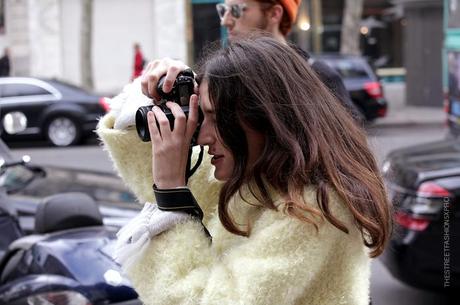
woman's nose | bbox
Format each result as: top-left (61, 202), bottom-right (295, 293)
top-left (197, 121), bottom-right (214, 146)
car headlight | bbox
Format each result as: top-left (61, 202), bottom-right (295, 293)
top-left (27, 290), bottom-right (91, 305)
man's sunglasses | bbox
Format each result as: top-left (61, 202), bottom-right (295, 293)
top-left (216, 3), bottom-right (248, 20)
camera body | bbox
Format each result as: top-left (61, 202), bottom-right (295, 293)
top-left (157, 69), bottom-right (195, 107)
top-left (136, 69), bottom-right (203, 144)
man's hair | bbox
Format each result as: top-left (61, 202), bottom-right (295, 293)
top-left (257, 0), bottom-right (299, 36)
top-left (197, 36), bottom-right (392, 258)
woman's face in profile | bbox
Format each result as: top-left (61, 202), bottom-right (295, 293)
top-left (197, 80), bottom-right (265, 181)
top-left (197, 81), bottom-right (235, 180)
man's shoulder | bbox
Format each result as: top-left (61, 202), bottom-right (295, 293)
top-left (290, 44), bottom-right (309, 56)
top-left (290, 44), bottom-right (339, 80)
top-left (289, 43), bottom-right (362, 122)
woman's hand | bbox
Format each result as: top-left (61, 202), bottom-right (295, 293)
top-left (148, 96), bottom-right (199, 189)
top-left (141, 58), bottom-right (198, 102)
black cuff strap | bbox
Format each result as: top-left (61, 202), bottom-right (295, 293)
top-left (153, 184), bottom-right (212, 240)
top-left (153, 184), bottom-right (204, 220)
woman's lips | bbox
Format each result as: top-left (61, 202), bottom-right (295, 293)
top-left (211, 155), bottom-right (224, 166)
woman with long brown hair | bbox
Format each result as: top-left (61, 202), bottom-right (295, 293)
top-left (97, 36), bottom-right (392, 305)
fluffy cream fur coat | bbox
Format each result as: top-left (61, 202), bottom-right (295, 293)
top-left (96, 81), bottom-right (371, 305)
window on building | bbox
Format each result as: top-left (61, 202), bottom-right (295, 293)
top-left (192, 1), bottom-right (222, 64)
top-left (0, 0), bottom-right (4, 34)
top-left (321, 0), bottom-right (344, 53)
top-left (449, 0), bottom-right (460, 28)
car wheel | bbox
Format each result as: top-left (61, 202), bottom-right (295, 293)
top-left (45, 116), bottom-right (81, 147)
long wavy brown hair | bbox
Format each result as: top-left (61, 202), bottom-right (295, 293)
top-left (196, 36), bottom-right (392, 258)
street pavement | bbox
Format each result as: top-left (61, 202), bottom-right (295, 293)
top-left (375, 82), bottom-right (446, 128)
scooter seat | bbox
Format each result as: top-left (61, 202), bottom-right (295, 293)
top-left (35, 192), bottom-right (103, 234)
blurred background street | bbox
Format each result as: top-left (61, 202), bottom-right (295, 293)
top-left (7, 98), bottom-right (446, 173)
top-left (0, 0), bottom-right (457, 303)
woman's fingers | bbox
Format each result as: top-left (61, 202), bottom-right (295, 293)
top-left (147, 74), bottom-right (160, 101)
top-left (141, 58), bottom-right (190, 102)
top-left (147, 110), bottom-right (162, 142)
top-left (141, 60), bottom-right (162, 100)
top-left (185, 95), bottom-right (199, 141)
top-left (152, 106), bottom-right (172, 140)
top-left (165, 95), bottom-right (199, 142)
top-left (162, 66), bottom-right (181, 94)
top-left (165, 102), bottom-right (186, 135)
top-left (149, 97), bottom-right (198, 147)
top-left (148, 103), bottom-right (191, 189)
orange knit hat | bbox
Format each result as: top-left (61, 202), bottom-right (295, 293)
top-left (279, 0), bottom-right (301, 23)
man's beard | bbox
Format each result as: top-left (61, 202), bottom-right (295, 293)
top-left (229, 16), bottom-right (271, 41)
top-left (255, 15), bottom-right (269, 31)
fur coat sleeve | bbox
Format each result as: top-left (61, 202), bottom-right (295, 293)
top-left (120, 193), bottom-right (371, 305)
top-left (96, 83), bottom-right (371, 305)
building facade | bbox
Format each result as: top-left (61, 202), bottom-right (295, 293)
top-left (0, 0), bottom-right (403, 95)
top-left (393, 0), bottom-right (443, 107)
top-left (1, 0), bottom-right (189, 94)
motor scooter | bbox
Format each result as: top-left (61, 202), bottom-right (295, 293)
top-left (0, 156), bottom-right (141, 305)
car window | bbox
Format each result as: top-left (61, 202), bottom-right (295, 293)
top-left (0, 83), bottom-right (51, 98)
top-left (323, 59), bottom-right (370, 79)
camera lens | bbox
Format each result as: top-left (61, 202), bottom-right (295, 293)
top-left (135, 69), bottom-right (198, 143)
top-left (135, 105), bottom-right (153, 142)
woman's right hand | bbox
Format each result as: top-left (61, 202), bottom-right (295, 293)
top-left (109, 58), bottom-right (194, 130)
top-left (148, 97), bottom-right (199, 189)
top-left (141, 58), bottom-right (196, 102)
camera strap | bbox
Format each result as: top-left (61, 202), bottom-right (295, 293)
top-left (185, 145), bottom-right (204, 183)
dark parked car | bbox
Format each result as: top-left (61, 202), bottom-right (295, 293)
top-left (0, 77), bottom-right (109, 146)
top-left (380, 49), bottom-right (459, 296)
top-left (381, 140), bottom-right (459, 295)
top-left (314, 54), bottom-right (387, 122)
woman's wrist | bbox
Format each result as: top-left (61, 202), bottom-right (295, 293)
top-left (154, 180), bottom-right (186, 189)
top-left (152, 184), bottom-right (205, 222)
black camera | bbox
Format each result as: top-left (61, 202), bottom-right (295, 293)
top-left (136, 69), bottom-right (203, 144)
